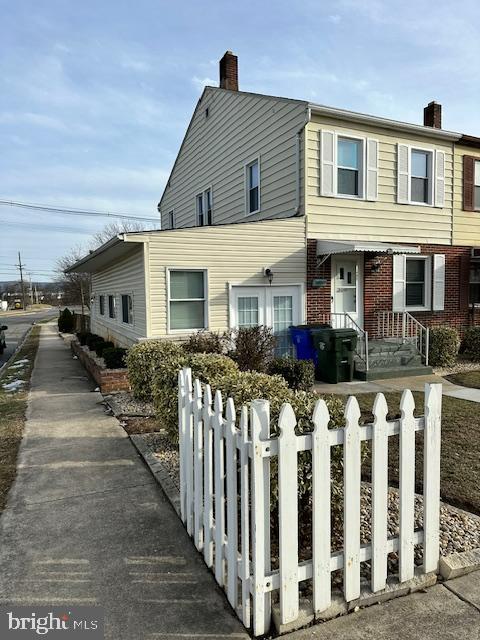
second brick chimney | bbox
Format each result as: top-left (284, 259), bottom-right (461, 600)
top-left (219, 51), bottom-right (238, 91)
top-left (424, 101), bottom-right (442, 129)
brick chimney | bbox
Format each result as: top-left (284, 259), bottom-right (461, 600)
top-left (219, 51), bottom-right (238, 91)
top-left (424, 101), bottom-right (442, 129)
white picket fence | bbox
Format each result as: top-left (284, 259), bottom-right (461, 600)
top-left (178, 367), bottom-right (442, 636)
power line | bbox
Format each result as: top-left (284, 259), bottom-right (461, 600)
top-left (0, 198), bottom-right (159, 222)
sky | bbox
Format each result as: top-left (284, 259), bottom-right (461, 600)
top-left (1, 0), bottom-right (480, 283)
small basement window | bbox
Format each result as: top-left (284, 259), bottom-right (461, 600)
top-left (108, 295), bottom-right (116, 319)
top-left (121, 294), bottom-right (133, 324)
top-left (169, 269), bottom-right (207, 331)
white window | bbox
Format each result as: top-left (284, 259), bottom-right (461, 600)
top-left (168, 269), bottom-right (207, 331)
top-left (121, 294), bottom-right (133, 324)
top-left (108, 295), bottom-right (116, 319)
top-left (475, 161), bottom-right (480, 210)
top-left (392, 254), bottom-right (445, 312)
top-left (320, 132), bottom-right (378, 201)
top-left (99, 295), bottom-right (105, 316)
top-left (167, 210), bottom-right (175, 229)
top-left (397, 144), bottom-right (444, 207)
top-left (246, 158), bottom-right (260, 214)
top-left (195, 189), bottom-right (213, 226)
top-left (337, 137), bottom-right (362, 197)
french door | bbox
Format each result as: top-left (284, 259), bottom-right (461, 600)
top-left (230, 285), bottom-right (302, 355)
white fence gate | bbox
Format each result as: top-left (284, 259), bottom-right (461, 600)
top-left (178, 367), bottom-right (442, 636)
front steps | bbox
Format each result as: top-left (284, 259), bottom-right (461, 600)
top-left (354, 339), bottom-right (433, 381)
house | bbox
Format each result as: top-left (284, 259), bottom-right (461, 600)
top-left (68, 51), bottom-right (480, 379)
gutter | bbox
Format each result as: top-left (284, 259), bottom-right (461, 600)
top-left (308, 103), bottom-right (461, 142)
top-left (65, 235), bottom-right (125, 273)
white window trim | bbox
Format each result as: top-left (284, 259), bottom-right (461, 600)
top-left (166, 267), bottom-right (209, 335)
top-left (245, 156), bottom-right (261, 216)
top-left (404, 255), bottom-right (432, 312)
top-left (120, 293), bottom-right (134, 326)
top-left (474, 159), bottom-right (480, 212)
top-left (335, 133), bottom-right (366, 200)
top-left (227, 282), bottom-right (306, 328)
top-left (195, 187), bottom-right (213, 226)
top-left (409, 147), bottom-right (434, 206)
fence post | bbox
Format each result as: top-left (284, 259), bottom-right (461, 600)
top-left (251, 400), bottom-right (271, 637)
top-left (312, 398), bottom-right (331, 614)
top-left (343, 396), bottom-right (361, 602)
top-left (193, 378), bottom-right (204, 551)
top-left (203, 384), bottom-right (214, 568)
top-left (371, 393), bottom-right (388, 592)
top-left (213, 390), bottom-right (226, 586)
top-left (178, 368), bottom-right (186, 524)
top-left (278, 403), bottom-right (299, 624)
top-left (423, 384), bottom-right (442, 573)
top-left (239, 406), bottom-right (251, 628)
top-left (225, 397), bottom-right (239, 610)
top-left (399, 389), bottom-right (416, 582)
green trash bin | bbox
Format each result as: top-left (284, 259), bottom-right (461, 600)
top-left (310, 327), bottom-right (358, 383)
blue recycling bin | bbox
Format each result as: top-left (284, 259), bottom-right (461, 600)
top-left (290, 326), bottom-right (318, 365)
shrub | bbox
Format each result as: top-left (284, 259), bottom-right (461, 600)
top-left (183, 330), bottom-right (226, 354)
top-left (227, 325), bottom-right (276, 372)
top-left (461, 327), bottom-right (480, 361)
top-left (268, 357), bottom-right (315, 391)
top-left (58, 308), bottom-right (74, 333)
top-left (126, 340), bottom-right (185, 401)
top-left (85, 333), bottom-right (101, 350)
top-left (153, 353), bottom-right (239, 440)
top-left (95, 340), bottom-right (114, 357)
top-left (76, 331), bottom-right (91, 346)
top-left (428, 326), bottom-right (460, 367)
top-left (103, 347), bottom-right (127, 369)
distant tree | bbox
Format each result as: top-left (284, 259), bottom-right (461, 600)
top-left (91, 220), bottom-right (145, 248)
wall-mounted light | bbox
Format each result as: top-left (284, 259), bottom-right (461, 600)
top-left (371, 258), bottom-right (382, 273)
top-left (264, 267), bottom-right (274, 285)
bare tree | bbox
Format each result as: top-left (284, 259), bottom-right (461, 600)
top-left (90, 220), bottom-right (145, 248)
top-left (55, 246), bottom-right (91, 313)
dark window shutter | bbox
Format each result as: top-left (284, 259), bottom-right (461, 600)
top-left (463, 155), bottom-right (475, 211)
top-left (459, 254), bottom-right (471, 310)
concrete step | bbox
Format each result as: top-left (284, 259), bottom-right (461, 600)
top-left (354, 365), bottom-right (434, 381)
top-left (368, 339), bottom-right (419, 356)
top-left (362, 354), bottom-right (423, 370)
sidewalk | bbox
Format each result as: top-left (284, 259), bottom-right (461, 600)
top-left (288, 573), bottom-right (480, 639)
top-left (0, 325), bottom-right (247, 640)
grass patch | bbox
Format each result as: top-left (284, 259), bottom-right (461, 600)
top-left (445, 369), bottom-right (480, 389)
top-left (0, 325), bottom-right (41, 511)
top-left (333, 391), bottom-right (480, 516)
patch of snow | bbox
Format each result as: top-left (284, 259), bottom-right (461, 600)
top-left (14, 359), bottom-right (29, 365)
top-left (2, 380), bottom-right (25, 392)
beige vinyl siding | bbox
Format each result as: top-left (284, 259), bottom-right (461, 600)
top-left (453, 145), bottom-right (480, 246)
top-left (160, 88), bottom-right (307, 228)
top-left (306, 115), bottom-right (454, 244)
top-left (143, 217), bottom-right (306, 337)
top-left (90, 246), bottom-right (147, 347)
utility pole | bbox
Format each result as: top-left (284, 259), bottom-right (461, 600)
top-left (16, 252), bottom-right (27, 311)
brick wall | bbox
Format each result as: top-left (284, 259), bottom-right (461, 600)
top-left (307, 239), bottom-right (477, 337)
top-left (71, 339), bottom-right (130, 394)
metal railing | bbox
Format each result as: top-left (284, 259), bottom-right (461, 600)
top-left (318, 312), bottom-right (369, 371)
top-left (376, 311), bottom-right (430, 365)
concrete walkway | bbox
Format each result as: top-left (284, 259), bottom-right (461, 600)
top-left (0, 325), bottom-right (248, 640)
top-left (289, 573), bottom-right (480, 639)
top-left (315, 373), bottom-right (480, 403)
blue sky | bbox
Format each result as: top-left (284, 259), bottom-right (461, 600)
top-left (1, 0), bottom-right (480, 283)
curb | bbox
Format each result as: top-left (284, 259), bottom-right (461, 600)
top-left (130, 433), bottom-right (181, 517)
top-left (0, 325), bottom-right (33, 378)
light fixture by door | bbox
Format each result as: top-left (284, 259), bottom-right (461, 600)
top-left (371, 258), bottom-right (382, 273)
top-left (264, 267), bottom-right (274, 285)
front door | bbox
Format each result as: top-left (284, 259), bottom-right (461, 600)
top-left (230, 285), bottom-right (302, 355)
top-left (331, 255), bottom-right (363, 327)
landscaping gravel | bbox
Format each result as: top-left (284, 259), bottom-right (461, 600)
top-left (137, 432), bottom-right (480, 565)
top-left (103, 391), bottom-right (155, 417)
top-left (434, 357), bottom-right (480, 378)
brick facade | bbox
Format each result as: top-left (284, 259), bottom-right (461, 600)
top-left (307, 239), bottom-right (477, 337)
top-left (71, 339), bottom-right (130, 394)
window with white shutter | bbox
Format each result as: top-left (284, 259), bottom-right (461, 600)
top-left (366, 138), bottom-right (379, 201)
top-left (397, 145), bottom-right (444, 207)
top-left (320, 130), bottom-right (336, 196)
top-left (432, 254), bottom-right (445, 311)
top-left (392, 254), bottom-right (436, 312)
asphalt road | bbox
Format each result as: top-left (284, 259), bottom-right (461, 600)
top-left (0, 308), bottom-right (59, 367)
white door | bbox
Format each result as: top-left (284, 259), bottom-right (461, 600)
top-left (230, 285), bottom-right (301, 355)
top-left (331, 256), bottom-right (363, 327)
